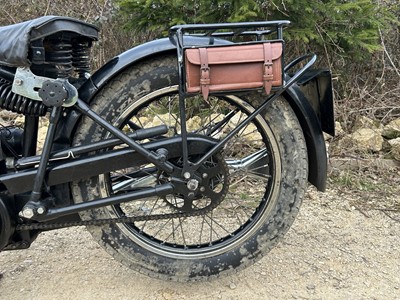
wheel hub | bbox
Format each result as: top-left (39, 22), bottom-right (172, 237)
top-left (187, 179), bottom-right (199, 191)
top-left (162, 153), bottom-right (229, 213)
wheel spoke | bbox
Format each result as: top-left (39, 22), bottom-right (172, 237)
top-left (96, 89), bottom-right (275, 252)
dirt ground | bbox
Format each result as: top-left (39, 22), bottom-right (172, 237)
top-left (0, 184), bottom-right (399, 300)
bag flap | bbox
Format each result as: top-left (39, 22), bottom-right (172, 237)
top-left (185, 42), bottom-right (283, 65)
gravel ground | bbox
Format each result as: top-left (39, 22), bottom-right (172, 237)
top-left (0, 185), bottom-right (399, 300)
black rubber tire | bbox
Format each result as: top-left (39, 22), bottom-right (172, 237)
top-left (71, 55), bottom-right (308, 281)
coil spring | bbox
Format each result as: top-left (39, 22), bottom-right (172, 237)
top-left (0, 78), bottom-right (47, 116)
top-left (72, 42), bottom-right (91, 78)
top-left (46, 42), bottom-right (73, 78)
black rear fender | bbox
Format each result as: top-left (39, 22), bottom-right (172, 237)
top-left (58, 38), bottom-right (332, 192)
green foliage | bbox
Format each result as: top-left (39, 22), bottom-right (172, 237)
top-left (117, 0), bottom-right (397, 60)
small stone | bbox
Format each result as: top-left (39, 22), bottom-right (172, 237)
top-left (388, 138), bottom-right (400, 161)
top-left (335, 121), bottom-right (345, 136)
top-left (352, 116), bottom-right (383, 133)
top-left (229, 282), bottom-right (237, 289)
top-left (13, 115), bottom-right (25, 127)
top-left (351, 128), bottom-right (384, 152)
top-left (306, 284), bottom-right (316, 290)
top-left (186, 116), bottom-right (202, 131)
top-left (382, 118), bottom-right (400, 139)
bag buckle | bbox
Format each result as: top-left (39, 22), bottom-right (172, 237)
top-left (200, 67), bottom-right (211, 85)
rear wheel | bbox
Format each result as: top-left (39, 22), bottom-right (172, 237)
top-left (72, 56), bottom-right (308, 281)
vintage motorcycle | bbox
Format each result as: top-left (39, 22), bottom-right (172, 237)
top-left (0, 16), bottom-right (334, 281)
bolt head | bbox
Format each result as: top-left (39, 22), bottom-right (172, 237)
top-left (202, 173), bottom-right (208, 179)
top-left (21, 208), bottom-right (35, 219)
top-left (37, 207), bottom-right (46, 215)
top-left (14, 78), bottom-right (23, 86)
top-left (183, 172), bottom-right (191, 179)
top-left (200, 186), bottom-right (205, 192)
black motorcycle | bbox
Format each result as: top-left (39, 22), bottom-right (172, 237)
top-left (0, 16), bottom-right (334, 281)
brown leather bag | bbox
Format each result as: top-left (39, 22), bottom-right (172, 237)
top-left (185, 42), bottom-right (283, 100)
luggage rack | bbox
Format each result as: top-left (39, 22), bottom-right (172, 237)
top-left (169, 21), bottom-right (291, 66)
top-left (169, 20), bottom-right (290, 42)
top-left (168, 21), bottom-right (317, 176)
top-left (169, 20), bottom-right (316, 96)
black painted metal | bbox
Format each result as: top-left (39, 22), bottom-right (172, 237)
top-left (22, 116), bottom-right (39, 157)
top-left (296, 69), bottom-right (335, 137)
top-left (15, 125), bottom-right (168, 168)
top-left (35, 183), bottom-right (174, 221)
top-left (283, 82), bottom-right (328, 192)
top-left (76, 99), bottom-right (174, 174)
top-left (28, 106), bottom-right (62, 203)
top-left (0, 135), bottom-right (217, 194)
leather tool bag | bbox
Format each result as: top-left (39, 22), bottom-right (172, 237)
top-left (185, 41), bottom-right (283, 100)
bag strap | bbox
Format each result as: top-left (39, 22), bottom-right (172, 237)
top-left (263, 43), bottom-right (274, 95)
top-left (199, 48), bottom-right (210, 101)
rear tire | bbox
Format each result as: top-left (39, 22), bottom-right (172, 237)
top-left (72, 56), bottom-right (308, 281)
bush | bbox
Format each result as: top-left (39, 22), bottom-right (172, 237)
top-left (118, 0), bottom-right (400, 125)
top-left (1, 1), bottom-right (398, 125)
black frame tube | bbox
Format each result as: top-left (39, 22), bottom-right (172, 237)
top-left (35, 183), bottom-right (174, 221)
top-left (75, 99), bottom-right (174, 173)
top-left (28, 106), bottom-right (62, 202)
top-left (15, 125), bottom-right (168, 168)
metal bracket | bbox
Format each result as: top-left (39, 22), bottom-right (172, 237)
top-left (11, 67), bottom-right (78, 107)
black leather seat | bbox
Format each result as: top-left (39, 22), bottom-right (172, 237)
top-left (0, 16), bottom-right (98, 67)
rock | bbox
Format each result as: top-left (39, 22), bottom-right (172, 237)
top-left (306, 284), bottom-right (316, 290)
top-left (388, 138), bottom-right (400, 161)
top-left (382, 118), bottom-right (400, 139)
top-left (13, 115), bottom-right (25, 127)
top-left (325, 122), bottom-right (343, 141)
top-left (186, 116), bottom-right (202, 132)
top-left (352, 116), bottom-right (383, 133)
top-left (138, 116), bottom-right (151, 127)
top-left (151, 113), bottom-right (175, 127)
top-left (335, 121), bottom-right (345, 136)
top-left (351, 128), bottom-right (384, 152)
top-left (210, 113), bottom-right (225, 124)
top-left (37, 117), bottom-right (49, 152)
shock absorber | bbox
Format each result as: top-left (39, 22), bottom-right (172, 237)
top-left (0, 78), bottom-right (47, 116)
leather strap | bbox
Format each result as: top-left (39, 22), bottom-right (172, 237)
top-left (263, 43), bottom-right (274, 95)
top-left (199, 48), bottom-right (210, 101)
